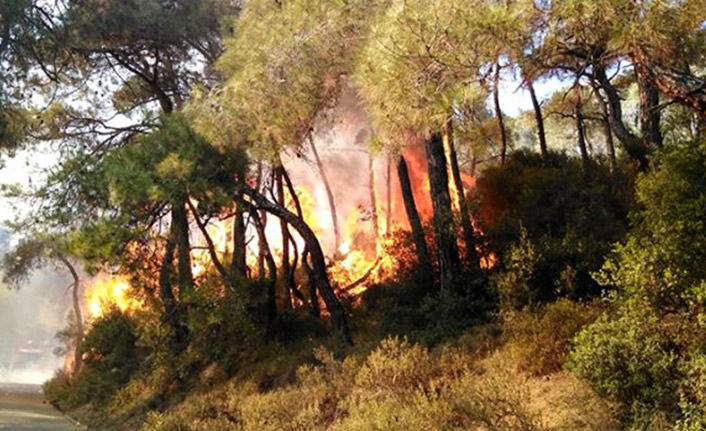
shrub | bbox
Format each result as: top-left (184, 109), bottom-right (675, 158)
top-left (503, 299), bottom-right (602, 376)
top-left (567, 307), bottom-right (681, 421)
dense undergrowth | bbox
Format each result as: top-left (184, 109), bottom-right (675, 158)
top-left (44, 146), bottom-right (706, 431)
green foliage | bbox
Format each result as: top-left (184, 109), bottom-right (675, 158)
top-left (570, 141), bottom-right (706, 428)
top-left (478, 150), bottom-right (633, 306)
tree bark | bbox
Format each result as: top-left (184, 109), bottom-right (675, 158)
top-left (528, 78), bottom-right (548, 160)
top-left (575, 101), bottom-right (591, 172)
top-left (276, 167), bottom-right (293, 310)
top-left (637, 75), bottom-right (663, 149)
top-left (159, 228), bottom-right (188, 352)
top-left (172, 200), bottom-right (194, 302)
top-left (386, 154), bottom-right (392, 233)
top-left (493, 63), bottom-right (509, 165)
top-left (631, 49), bottom-right (706, 119)
top-left (230, 202), bottom-right (248, 278)
top-left (238, 185), bottom-right (353, 346)
top-left (397, 155), bottom-right (433, 279)
top-left (425, 132), bottom-right (462, 291)
top-left (594, 66), bottom-right (650, 171)
top-left (445, 121), bottom-right (480, 273)
top-left (309, 136), bottom-right (340, 251)
top-left (58, 255), bottom-right (83, 374)
top-left (248, 207), bottom-right (278, 324)
top-left (595, 91), bottom-right (617, 173)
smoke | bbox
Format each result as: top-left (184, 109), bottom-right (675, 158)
top-left (0, 229), bottom-right (73, 385)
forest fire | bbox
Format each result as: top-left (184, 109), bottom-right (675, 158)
top-left (85, 274), bottom-right (141, 320)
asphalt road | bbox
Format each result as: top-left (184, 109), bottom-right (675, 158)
top-left (0, 383), bottom-right (83, 431)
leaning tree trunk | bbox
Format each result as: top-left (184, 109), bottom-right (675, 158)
top-left (59, 256), bottom-right (83, 374)
top-left (637, 75), bottom-right (663, 149)
top-left (425, 132), bottom-right (462, 292)
top-left (631, 48), bottom-right (706, 119)
top-left (493, 62), bottom-right (509, 165)
top-left (527, 78), bottom-right (548, 160)
top-left (276, 167), bottom-right (293, 310)
top-left (249, 207), bottom-right (278, 324)
top-left (594, 66), bottom-right (650, 171)
top-left (187, 200), bottom-right (231, 288)
top-left (309, 136), bottom-right (341, 251)
top-left (238, 185), bottom-right (353, 346)
top-left (397, 155), bottom-right (434, 281)
top-left (595, 91), bottom-right (617, 173)
top-left (446, 121), bottom-right (480, 273)
top-left (281, 165), bottom-right (320, 316)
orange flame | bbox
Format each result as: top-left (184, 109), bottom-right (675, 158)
top-left (85, 274), bottom-right (141, 320)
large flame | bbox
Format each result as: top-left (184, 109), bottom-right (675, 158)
top-left (85, 274), bottom-right (141, 320)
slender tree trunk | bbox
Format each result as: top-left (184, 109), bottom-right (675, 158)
top-left (425, 132), bottom-right (462, 291)
top-left (281, 166), bottom-right (320, 316)
top-left (159, 228), bottom-right (188, 352)
top-left (249, 207), bottom-right (277, 324)
top-left (594, 66), bottom-right (650, 171)
top-left (238, 185), bottom-right (353, 345)
top-left (638, 76), bottom-right (663, 149)
top-left (172, 200), bottom-right (194, 301)
top-left (528, 78), bottom-right (548, 159)
top-left (302, 248), bottom-right (320, 317)
top-left (231, 202), bottom-right (248, 278)
top-left (397, 155), bottom-right (433, 279)
top-left (493, 63), bottom-right (509, 165)
top-left (187, 200), bottom-right (231, 288)
top-left (309, 136), bottom-right (340, 251)
top-left (575, 101), bottom-right (590, 172)
top-left (368, 154), bottom-right (380, 253)
top-left (276, 168), bottom-right (293, 310)
top-left (59, 256), bottom-right (83, 374)
top-left (446, 121), bottom-right (480, 272)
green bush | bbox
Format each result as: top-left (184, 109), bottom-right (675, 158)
top-left (477, 150), bottom-right (632, 305)
top-left (567, 307), bottom-right (681, 421)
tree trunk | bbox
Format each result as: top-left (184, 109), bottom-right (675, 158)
top-left (528, 78), bottom-right (548, 160)
top-left (309, 136), bottom-right (340, 251)
top-left (425, 132), bottom-right (462, 291)
top-left (187, 199), bottom-right (231, 288)
top-left (238, 185), bottom-right (353, 346)
top-left (594, 66), bottom-right (650, 171)
top-left (281, 165), bottom-right (320, 316)
top-left (637, 75), bottom-right (663, 149)
top-left (631, 48), bottom-right (706, 119)
top-left (249, 207), bottom-right (278, 324)
top-left (159, 228), bottom-right (188, 352)
top-left (493, 62), bottom-right (509, 165)
top-left (172, 200), bottom-right (194, 301)
top-left (397, 155), bottom-right (433, 279)
top-left (595, 91), bottom-right (617, 173)
top-left (445, 121), bottom-right (480, 273)
top-left (231, 202), bottom-right (248, 278)
top-left (59, 256), bottom-right (83, 374)
top-left (276, 167), bottom-right (293, 310)
top-left (575, 101), bottom-right (591, 172)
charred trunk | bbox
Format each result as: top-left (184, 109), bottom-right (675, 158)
top-left (159, 229), bottom-right (188, 352)
top-left (368, 155), bottom-right (380, 252)
top-left (638, 76), bottom-right (663, 149)
top-left (238, 185), bottom-right (353, 346)
top-left (249, 207), bottom-right (277, 324)
top-left (231, 202), bottom-right (248, 278)
top-left (425, 132), bottom-right (462, 291)
top-left (397, 155), bottom-right (433, 280)
top-left (446, 121), bottom-right (480, 273)
top-left (276, 167), bottom-right (293, 310)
